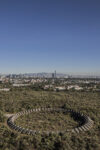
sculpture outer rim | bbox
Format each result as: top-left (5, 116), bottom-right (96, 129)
top-left (7, 107), bottom-right (94, 135)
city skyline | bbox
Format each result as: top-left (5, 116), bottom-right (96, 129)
top-left (0, 0), bottom-right (100, 74)
top-left (0, 71), bottom-right (100, 77)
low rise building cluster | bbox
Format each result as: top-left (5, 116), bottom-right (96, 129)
top-left (0, 74), bottom-right (100, 92)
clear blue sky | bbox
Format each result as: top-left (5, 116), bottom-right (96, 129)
top-left (0, 0), bottom-right (100, 74)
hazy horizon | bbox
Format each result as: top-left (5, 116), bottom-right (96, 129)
top-left (0, 71), bottom-right (100, 76)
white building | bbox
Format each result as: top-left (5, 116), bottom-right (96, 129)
top-left (0, 88), bottom-right (10, 91)
top-left (13, 84), bottom-right (30, 87)
top-left (54, 86), bottom-right (66, 91)
top-left (67, 85), bottom-right (83, 90)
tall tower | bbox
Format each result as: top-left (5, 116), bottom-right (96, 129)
top-left (52, 73), bottom-right (54, 78)
top-left (55, 70), bottom-right (56, 78)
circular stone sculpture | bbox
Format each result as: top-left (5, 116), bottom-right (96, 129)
top-left (7, 107), bottom-right (94, 135)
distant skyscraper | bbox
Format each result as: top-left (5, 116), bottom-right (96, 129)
top-left (52, 71), bottom-right (56, 78)
top-left (55, 70), bottom-right (56, 78)
top-left (52, 73), bottom-right (55, 78)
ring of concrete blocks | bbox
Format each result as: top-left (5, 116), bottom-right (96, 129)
top-left (7, 107), bottom-right (94, 135)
